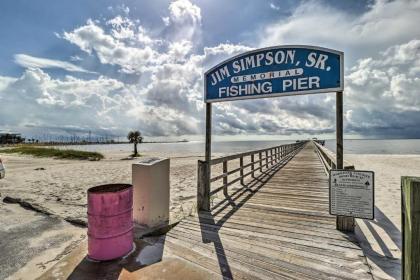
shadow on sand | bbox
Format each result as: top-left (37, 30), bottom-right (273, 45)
top-left (355, 206), bottom-right (401, 280)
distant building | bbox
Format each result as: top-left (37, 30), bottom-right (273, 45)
top-left (0, 133), bottom-right (24, 144)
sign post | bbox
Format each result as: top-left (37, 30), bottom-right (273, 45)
top-left (204, 102), bottom-right (212, 210)
top-left (336, 91), bottom-right (344, 169)
top-left (335, 91), bottom-right (355, 231)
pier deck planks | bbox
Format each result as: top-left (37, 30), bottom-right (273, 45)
top-left (163, 142), bottom-right (373, 279)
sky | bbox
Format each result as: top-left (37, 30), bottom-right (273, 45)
top-left (0, 0), bottom-right (420, 141)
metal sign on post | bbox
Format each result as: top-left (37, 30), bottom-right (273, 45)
top-left (205, 45), bottom-right (343, 103)
top-left (329, 170), bottom-right (375, 220)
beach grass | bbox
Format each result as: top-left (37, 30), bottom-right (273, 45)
top-left (0, 146), bottom-right (104, 160)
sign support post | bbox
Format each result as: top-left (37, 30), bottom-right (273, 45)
top-left (336, 91), bottom-right (355, 232)
top-left (336, 91), bottom-right (343, 170)
top-left (203, 102), bottom-right (212, 211)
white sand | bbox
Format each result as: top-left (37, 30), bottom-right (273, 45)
top-left (0, 149), bottom-right (217, 224)
top-left (347, 154), bottom-right (420, 280)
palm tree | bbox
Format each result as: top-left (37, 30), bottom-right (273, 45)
top-left (127, 130), bottom-right (143, 157)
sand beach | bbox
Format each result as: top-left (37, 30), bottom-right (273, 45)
top-left (0, 148), bottom-right (212, 225)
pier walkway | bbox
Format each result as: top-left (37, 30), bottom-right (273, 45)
top-left (163, 142), bottom-right (373, 279)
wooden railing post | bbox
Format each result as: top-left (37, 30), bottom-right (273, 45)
top-left (251, 154), bottom-right (255, 178)
top-left (259, 152), bottom-right (263, 172)
top-left (270, 149), bottom-right (273, 165)
top-left (223, 161), bottom-right (228, 197)
top-left (265, 150), bottom-right (269, 169)
top-left (402, 176), bottom-right (420, 280)
top-left (239, 157), bottom-right (244, 185)
top-left (197, 160), bottom-right (210, 211)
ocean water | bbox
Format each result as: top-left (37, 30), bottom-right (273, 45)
top-left (63, 140), bottom-right (295, 155)
top-left (61, 139), bottom-right (420, 155)
top-left (324, 139), bottom-right (420, 154)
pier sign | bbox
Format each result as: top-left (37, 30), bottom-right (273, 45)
top-left (329, 170), bottom-right (374, 220)
top-left (205, 45), bottom-right (343, 103)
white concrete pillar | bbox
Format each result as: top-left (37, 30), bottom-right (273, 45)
top-left (132, 157), bottom-right (170, 228)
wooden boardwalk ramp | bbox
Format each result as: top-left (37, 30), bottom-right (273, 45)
top-left (163, 142), bottom-right (373, 279)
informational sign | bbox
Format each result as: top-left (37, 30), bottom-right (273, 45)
top-left (205, 45), bottom-right (343, 103)
top-left (329, 170), bottom-right (374, 220)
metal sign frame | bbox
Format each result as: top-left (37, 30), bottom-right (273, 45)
top-left (329, 169), bottom-right (375, 220)
top-left (204, 45), bottom-right (344, 103)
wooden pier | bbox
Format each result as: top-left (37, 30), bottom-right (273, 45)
top-left (163, 141), bottom-right (372, 279)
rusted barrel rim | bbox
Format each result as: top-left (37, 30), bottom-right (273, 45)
top-left (88, 183), bottom-right (132, 194)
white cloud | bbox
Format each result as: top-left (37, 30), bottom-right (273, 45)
top-left (61, 0), bottom-right (203, 74)
top-left (14, 54), bottom-right (95, 73)
top-left (0, 68), bottom-right (128, 132)
top-left (168, 0), bottom-right (201, 24)
top-left (106, 16), bottom-right (136, 40)
top-left (70, 55), bottom-right (83, 61)
top-left (0, 76), bottom-right (17, 92)
top-left (162, 16), bottom-right (170, 26)
top-left (270, 3), bottom-right (280, 10)
top-left (62, 19), bottom-right (157, 74)
top-left (164, 0), bottom-right (202, 42)
top-left (107, 4), bottom-right (130, 15)
top-left (260, 0), bottom-right (420, 63)
top-left (344, 39), bottom-right (420, 136)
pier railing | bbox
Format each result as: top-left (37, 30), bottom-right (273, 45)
top-left (197, 141), bottom-right (307, 210)
top-left (313, 141), bottom-right (354, 172)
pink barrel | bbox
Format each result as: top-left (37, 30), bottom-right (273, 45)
top-left (87, 184), bottom-right (133, 261)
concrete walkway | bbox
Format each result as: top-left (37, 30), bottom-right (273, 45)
top-left (0, 200), bottom-right (85, 280)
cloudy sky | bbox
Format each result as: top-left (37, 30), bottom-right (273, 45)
top-left (0, 0), bottom-right (419, 140)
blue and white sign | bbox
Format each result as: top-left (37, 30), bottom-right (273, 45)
top-left (205, 45), bottom-right (343, 103)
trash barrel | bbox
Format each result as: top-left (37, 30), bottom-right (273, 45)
top-left (87, 184), bottom-right (133, 261)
